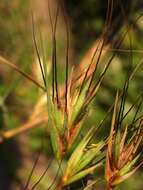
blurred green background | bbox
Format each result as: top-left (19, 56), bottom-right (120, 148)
top-left (0, 0), bottom-right (143, 189)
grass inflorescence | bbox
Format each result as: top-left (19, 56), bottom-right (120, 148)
top-left (0, 0), bottom-right (143, 189)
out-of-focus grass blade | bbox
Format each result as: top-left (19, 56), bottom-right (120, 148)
top-left (109, 92), bottom-right (119, 157)
top-left (46, 93), bottom-right (63, 160)
top-left (0, 56), bottom-right (45, 91)
top-left (64, 163), bottom-right (102, 186)
top-left (70, 83), bottom-right (89, 126)
top-left (64, 127), bottom-right (95, 182)
top-left (105, 92), bottom-right (119, 182)
top-left (73, 141), bottom-right (105, 174)
top-left (112, 160), bottom-right (143, 186)
top-left (83, 179), bottom-right (99, 190)
top-left (48, 115), bottom-right (62, 161)
top-left (117, 125), bottom-right (128, 167)
top-left (68, 83), bottom-right (90, 149)
top-left (114, 129), bottom-right (121, 164)
top-left (119, 154), bottom-right (140, 176)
